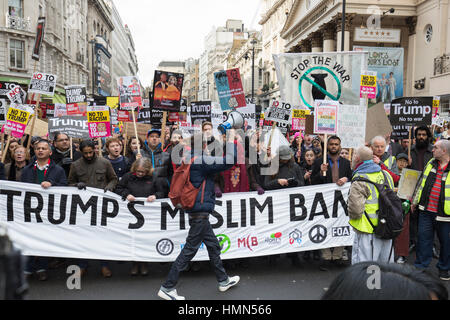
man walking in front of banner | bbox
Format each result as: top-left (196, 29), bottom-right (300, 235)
top-left (412, 140), bottom-right (450, 281)
top-left (348, 146), bottom-right (395, 264)
top-left (158, 131), bottom-right (240, 300)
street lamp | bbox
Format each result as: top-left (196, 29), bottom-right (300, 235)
top-left (89, 39), bottom-right (96, 97)
top-left (245, 38), bottom-right (258, 103)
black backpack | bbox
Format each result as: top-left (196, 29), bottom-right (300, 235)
top-left (353, 171), bottom-right (404, 240)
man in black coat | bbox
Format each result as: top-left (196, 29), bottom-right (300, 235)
top-left (311, 135), bottom-right (352, 269)
top-left (21, 139), bottom-right (67, 281)
top-left (50, 132), bottom-right (82, 178)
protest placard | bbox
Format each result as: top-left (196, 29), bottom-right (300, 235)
top-left (48, 116), bottom-right (90, 140)
top-left (6, 85), bottom-right (26, 104)
top-left (337, 104), bottom-right (367, 149)
top-left (397, 169), bottom-right (421, 200)
top-left (65, 85), bottom-right (87, 115)
top-left (360, 71), bottom-right (377, 99)
top-left (29, 72), bottom-right (57, 96)
top-left (214, 68), bottom-right (246, 110)
top-left (152, 70), bottom-right (184, 112)
top-left (314, 100), bottom-right (338, 135)
top-left (0, 99), bottom-right (6, 125)
top-left (2, 104), bottom-right (33, 138)
top-left (87, 106), bottom-right (111, 138)
top-left (24, 118), bottom-right (48, 137)
top-left (292, 108), bottom-right (311, 131)
top-left (190, 101), bottom-right (212, 125)
top-left (117, 76), bottom-right (142, 110)
top-left (390, 97), bottom-right (433, 127)
top-left (237, 104), bottom-right (257, 131)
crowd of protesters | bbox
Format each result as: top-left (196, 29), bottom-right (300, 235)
top-left (1, 121), bottom-right (449, 283)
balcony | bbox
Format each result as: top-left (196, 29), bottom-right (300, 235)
top-left (6, 14), bottom-right (31, 32)
top-left (434, 53), bottom-right (450, 76)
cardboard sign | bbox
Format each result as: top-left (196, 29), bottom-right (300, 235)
top-left (365, 102), bottom-right (393, 143)
top-left (314, 100), bottom-right (338, 135)
top-left (117, 76), bottom-right (142, 110)
top-left (360, 71), bottom-right (377, 99)
top-left (152, 70), bottom-right (184, 112)
top-left (29, 72), bottom-right (57, 96)
top-left (214, 68), bottom-right (246, 110)
top-left (390, 97), bottom-right (433, 127)
top-left (397, 169), bottom-right (421, 200)
top-left (2, 105), bottom-right (33, 138)
top-left (87, 106), bottom-right (111, 138)
top-left (32, 17), bottom-right (46, 61)
top-left (65, 85), bottom-right (87, 115)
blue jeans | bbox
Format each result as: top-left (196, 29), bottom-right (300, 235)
top-left (25, 257), bottom-right (48, 274)
top-left (162, 217), bottom-right (229, 290)
top-left (415, 210), bottom-right (450, 271)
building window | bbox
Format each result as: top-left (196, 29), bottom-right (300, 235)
top-left (8, 0), bottom-right (23, 17)
top-left (424, 24), bottom-right (433, 44)
top-left (10, 39), bottom-right (24, 69)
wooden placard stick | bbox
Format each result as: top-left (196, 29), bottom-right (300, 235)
top-left (26, 94), bottom-right (41, 149)
top-left (160, 111), bottom-right (168, 151)
top-left (131, 108), bottom-right (141, 155)
top-left (70, 137), bottom-right (73, 160)
top-left (98, 138), bottom-right (103, 157)
top-left (323, 134), bottom-right (328, 177)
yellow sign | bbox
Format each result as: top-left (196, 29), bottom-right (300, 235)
top-left (7, 107), bottom-right (31, 124)
top-left (87, 110), bottom-right (110, 123)
top-left (361, 75), bottom-right (377, 88)
top-left (107, 97), bottom-right (119, 110)
top-left (293, 109), bottom-right (311, 119)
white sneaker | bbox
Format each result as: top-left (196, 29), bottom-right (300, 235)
top-left (158, 288), bottom-right (186, 300)
top-left (219, 276), bottom-right (240, 292)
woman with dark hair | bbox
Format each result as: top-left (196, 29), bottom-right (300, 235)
top-left (5, 145), bottom-right (29, 181)
top-left (322, 261), bottom-right (448, 300)
top-left (115, 157), bottom-right (166, 276)
top-left (126, 136), bottom-right (144, 164)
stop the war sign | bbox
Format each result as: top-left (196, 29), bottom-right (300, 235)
top-left (390, 97), bottom-right (433, 127)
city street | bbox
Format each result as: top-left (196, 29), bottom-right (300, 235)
top-left (27, 252), bottom-right (449, 300)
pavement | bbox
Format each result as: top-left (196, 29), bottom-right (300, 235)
top-left (26, 251), bottom-right (450, 301)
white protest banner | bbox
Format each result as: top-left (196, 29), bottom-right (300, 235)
top-left (29, 72), bottom-right (57, 96)
top-left (273, 52), bottom-right (368, 110)
top-left (337, 104), bottom-right (367, 149)
top-left (0, 181), bottom-right (353, 262)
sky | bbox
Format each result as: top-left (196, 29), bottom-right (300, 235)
top-left (113, 0), bottom-right (262, 88)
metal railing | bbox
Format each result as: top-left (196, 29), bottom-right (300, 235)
top-left (434, 53), bottom-right (450, 76)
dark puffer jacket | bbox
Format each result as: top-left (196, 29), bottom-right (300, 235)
top-left (141, 142), bottom-right (173, 181)
top-left (263, 160), bottom-right (305, 190)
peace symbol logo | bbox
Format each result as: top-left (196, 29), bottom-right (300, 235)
top-left (299, 66), bottom-right (342, 110)
top-left (156, 239), bottom-right (174, 256)
top-left (217, 234), bottom-right (231, 254)
top-left (309, 225), bottom-right (328, 244)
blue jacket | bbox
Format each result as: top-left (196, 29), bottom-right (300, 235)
top-left (21, 160), bottom-right (68, 186)
top-left (187, 142), bottom-right (237, 214)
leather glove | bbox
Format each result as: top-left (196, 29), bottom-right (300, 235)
top-left (257, 186), bottom-right (265, 195)
top-left (104, 186), bottom-right (114, 193)
top-left (62, 158), bottom-right (73, 166)
top-left (215, 186), bottom-right (223, 198)
top-left (76, 182), bottom-right (87, 190)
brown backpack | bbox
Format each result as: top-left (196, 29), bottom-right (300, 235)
top-left (169, 158), bottom-right (206, 210)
